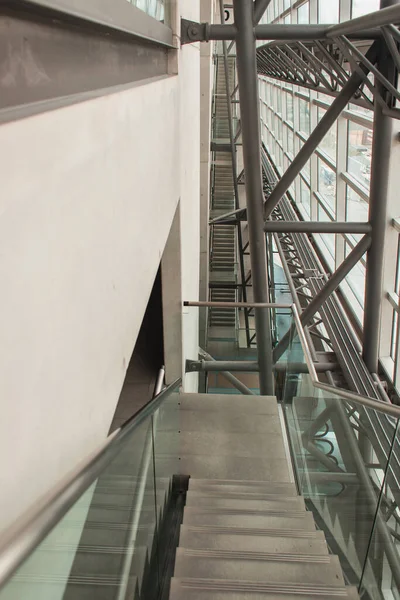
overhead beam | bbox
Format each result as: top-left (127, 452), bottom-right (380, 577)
top-left (187, 360), bottom-right (339, 373)
top-left (264, 42), bottom-right (378, 219)
top-left (253, 0), bottom-right (272, 25)
top-left (326, 3), bottom-right (400, 37)
top-left (233, 0), bottom-right (274, 395)
top-left (264, 221), bottom-right (372, 234)
top-left (181, 20), bottom-right (380, 44)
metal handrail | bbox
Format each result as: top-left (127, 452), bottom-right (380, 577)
top-left (291, 304), bottom-right (400, 419)
top-left (0, 377), bottom-right (181, 590)
top-left (185, 299), bottom-right (400, 419)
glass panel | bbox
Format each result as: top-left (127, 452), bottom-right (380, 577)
top-left (297, 2), bottom-right (309, 24)
top-left (0, 415), bottom-right (160, 600)
top-left (318, 108), bottom-right (337, 162)
top-left (345, 240), bottom-right (366, 309)
top-left (286, 92), bottom-right (294, 123)
top-left (318, 0), bottom-right (339, 23)
top-left (352, 0), bottom-right (380, 18)
top-left (300, 177), bottom-right (311, 216)
top-left (318, 158), bottom-right (336, 214)
top-left (348, 121), bottom-right (373, 190)
top-left (317, 202), bottom-right (335, 259)
top-left (287, 127), bottom-right (294, 155)
top-left (131, 0), bottom-right (169, 23)
top-left (346, 185), bottom-right (369, 243)
top-left (283, 321), bottom-right (400, 597)
top-left (299, 99), bottom-right (310, 134)
top-left (358, 418), bottom-right (400, 600)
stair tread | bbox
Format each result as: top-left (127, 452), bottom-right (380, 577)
top-left (179, 525), bottom-right (329, 554)
top-left (182, 508), bottom-right (316, 531)
top-left (174, 550), bottom-right (344, 586)
top-left (178, 394), bottom-right (278, 414)
top-left (185, 496), bottom-right (304, 511)
top-left (170, 578), bottom-right (358, 599)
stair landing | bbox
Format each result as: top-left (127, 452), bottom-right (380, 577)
top-left (169, 392), bottom-right (359, 600)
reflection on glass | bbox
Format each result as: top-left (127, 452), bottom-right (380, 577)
top-left (352, 0), bottom-right (379, 18)
top-left (318, 0), bottom-right (339, 23)
top-left (297, 1), bottom-right (309, 24)
top-left (286, 92), bottom-right (294, 123)
top-left (318, 108), bottom-right (337, 161)
top-left (317, 202), bottom-right (335, 258)
top-left (287, 128), bottom-right (294, 155)
top-left (348, 121), bottom-right (372, 190)
top-left (299, 99), bottom-right (310, 134)
top-left (283, 327), bottom-right (400, 598)
top-left (300, 177), bottom-right (311, 216)
top-left (346, 185), bottom-right (369, 228)
top-left (318, 158), bottom-right (336, 213)
top-left (130, 0), bottom-right (168, 23)
top-left (345, 240), bottom-right (366, 309)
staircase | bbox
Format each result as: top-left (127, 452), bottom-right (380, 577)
top-left (209, 55), bottom-right (237, 333)
top-left (169, 393), bottom-right (359, 600)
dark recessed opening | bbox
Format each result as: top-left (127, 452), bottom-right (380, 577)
top-left (109, 265), bottom-right (164, 432)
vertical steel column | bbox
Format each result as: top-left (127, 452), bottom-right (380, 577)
top-left (363, 0), bottom-right (398, 373)
top-left (233, 0), bottom-right (274, 395)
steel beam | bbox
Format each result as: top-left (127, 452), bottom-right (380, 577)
top-left (253, 0), bottom-right (272, 24)
top-left (233, 0), bottom-right (274, 395)
top-left (264, 43), bottom-right (377, 219)
top-left (363, 1), bottom-right (398, 373)
top-left (326, 3), bottom-right (400, 38)
top-left (197, 349), bottom-right (255, 395)
top-left (181, 21), bottom-right (380, 44)
top-left (273, 235), bottom-right (372, 361)
top-left (187, 360), bottom-right (339, 373)
top-left (264, 221), bottom-right (372, 234)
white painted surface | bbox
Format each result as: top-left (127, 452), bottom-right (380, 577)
top-left (0, 34), bottom-right (200, 531)
top-left (180, 0), bottom-right (201, 392)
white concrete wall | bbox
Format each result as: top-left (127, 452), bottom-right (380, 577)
top-left (180, 0), bottom-right (201, 392)
top-left (0, 0), bottom-right (201, 531)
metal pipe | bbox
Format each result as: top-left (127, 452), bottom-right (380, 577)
top-left (198, 348), bottom-right (255, 395)
top-left (264, 221), bottom-right (372, 234)
top-left (188, 360), bottom-right (339, 373)
top-left (326, 3), bottom-right (400, 38)
top-left (205, 24), bottom-right (237, 40)
top-left (253, 0), bottom-right (273, 24)
top-left (363, 1), bottom-right (397, 373)
top-left (273, 235), bottom-right (371, 361)
top-left (218, 3), bottom-right (251, 346)
top-left (264, 44), bottom-right (377, 219)
top-left (255, 24), bottom-right (380, 40)
top-left (184, 300), bottom-right (291, 308)
top-left (190, 23), bottom-right (380, 43)
top-left (233, 0), bottom-right (274, 395)
top-left (0, 377), bottom-right (182, 590)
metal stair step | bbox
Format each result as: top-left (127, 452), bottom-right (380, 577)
top-left (169, 578), bottom-right (359, 599)
top-left (188, 479), bottom-right (298, 496)
top-left (182, 508), bottom-right (316, 531)
top-left (178, 524), bottom-right (328, 554)
top-left (185, 495), bottom-right (304, 511)
top-left (174, 548), bottom-right (345, 586)
top-left (179, 393), bottom-right (278, 414)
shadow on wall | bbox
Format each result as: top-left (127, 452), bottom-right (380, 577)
top-left (109, 266), bottom-right (164, 432)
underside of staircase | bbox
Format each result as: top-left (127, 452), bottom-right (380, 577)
top-left (169, 393), bottom-right (359, 600)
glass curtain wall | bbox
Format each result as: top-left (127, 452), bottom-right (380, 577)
top-left (258, 0), bottom-right (400, 392)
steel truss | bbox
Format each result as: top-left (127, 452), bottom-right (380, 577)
top-left (256, 30), bottom-right (400, 119)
